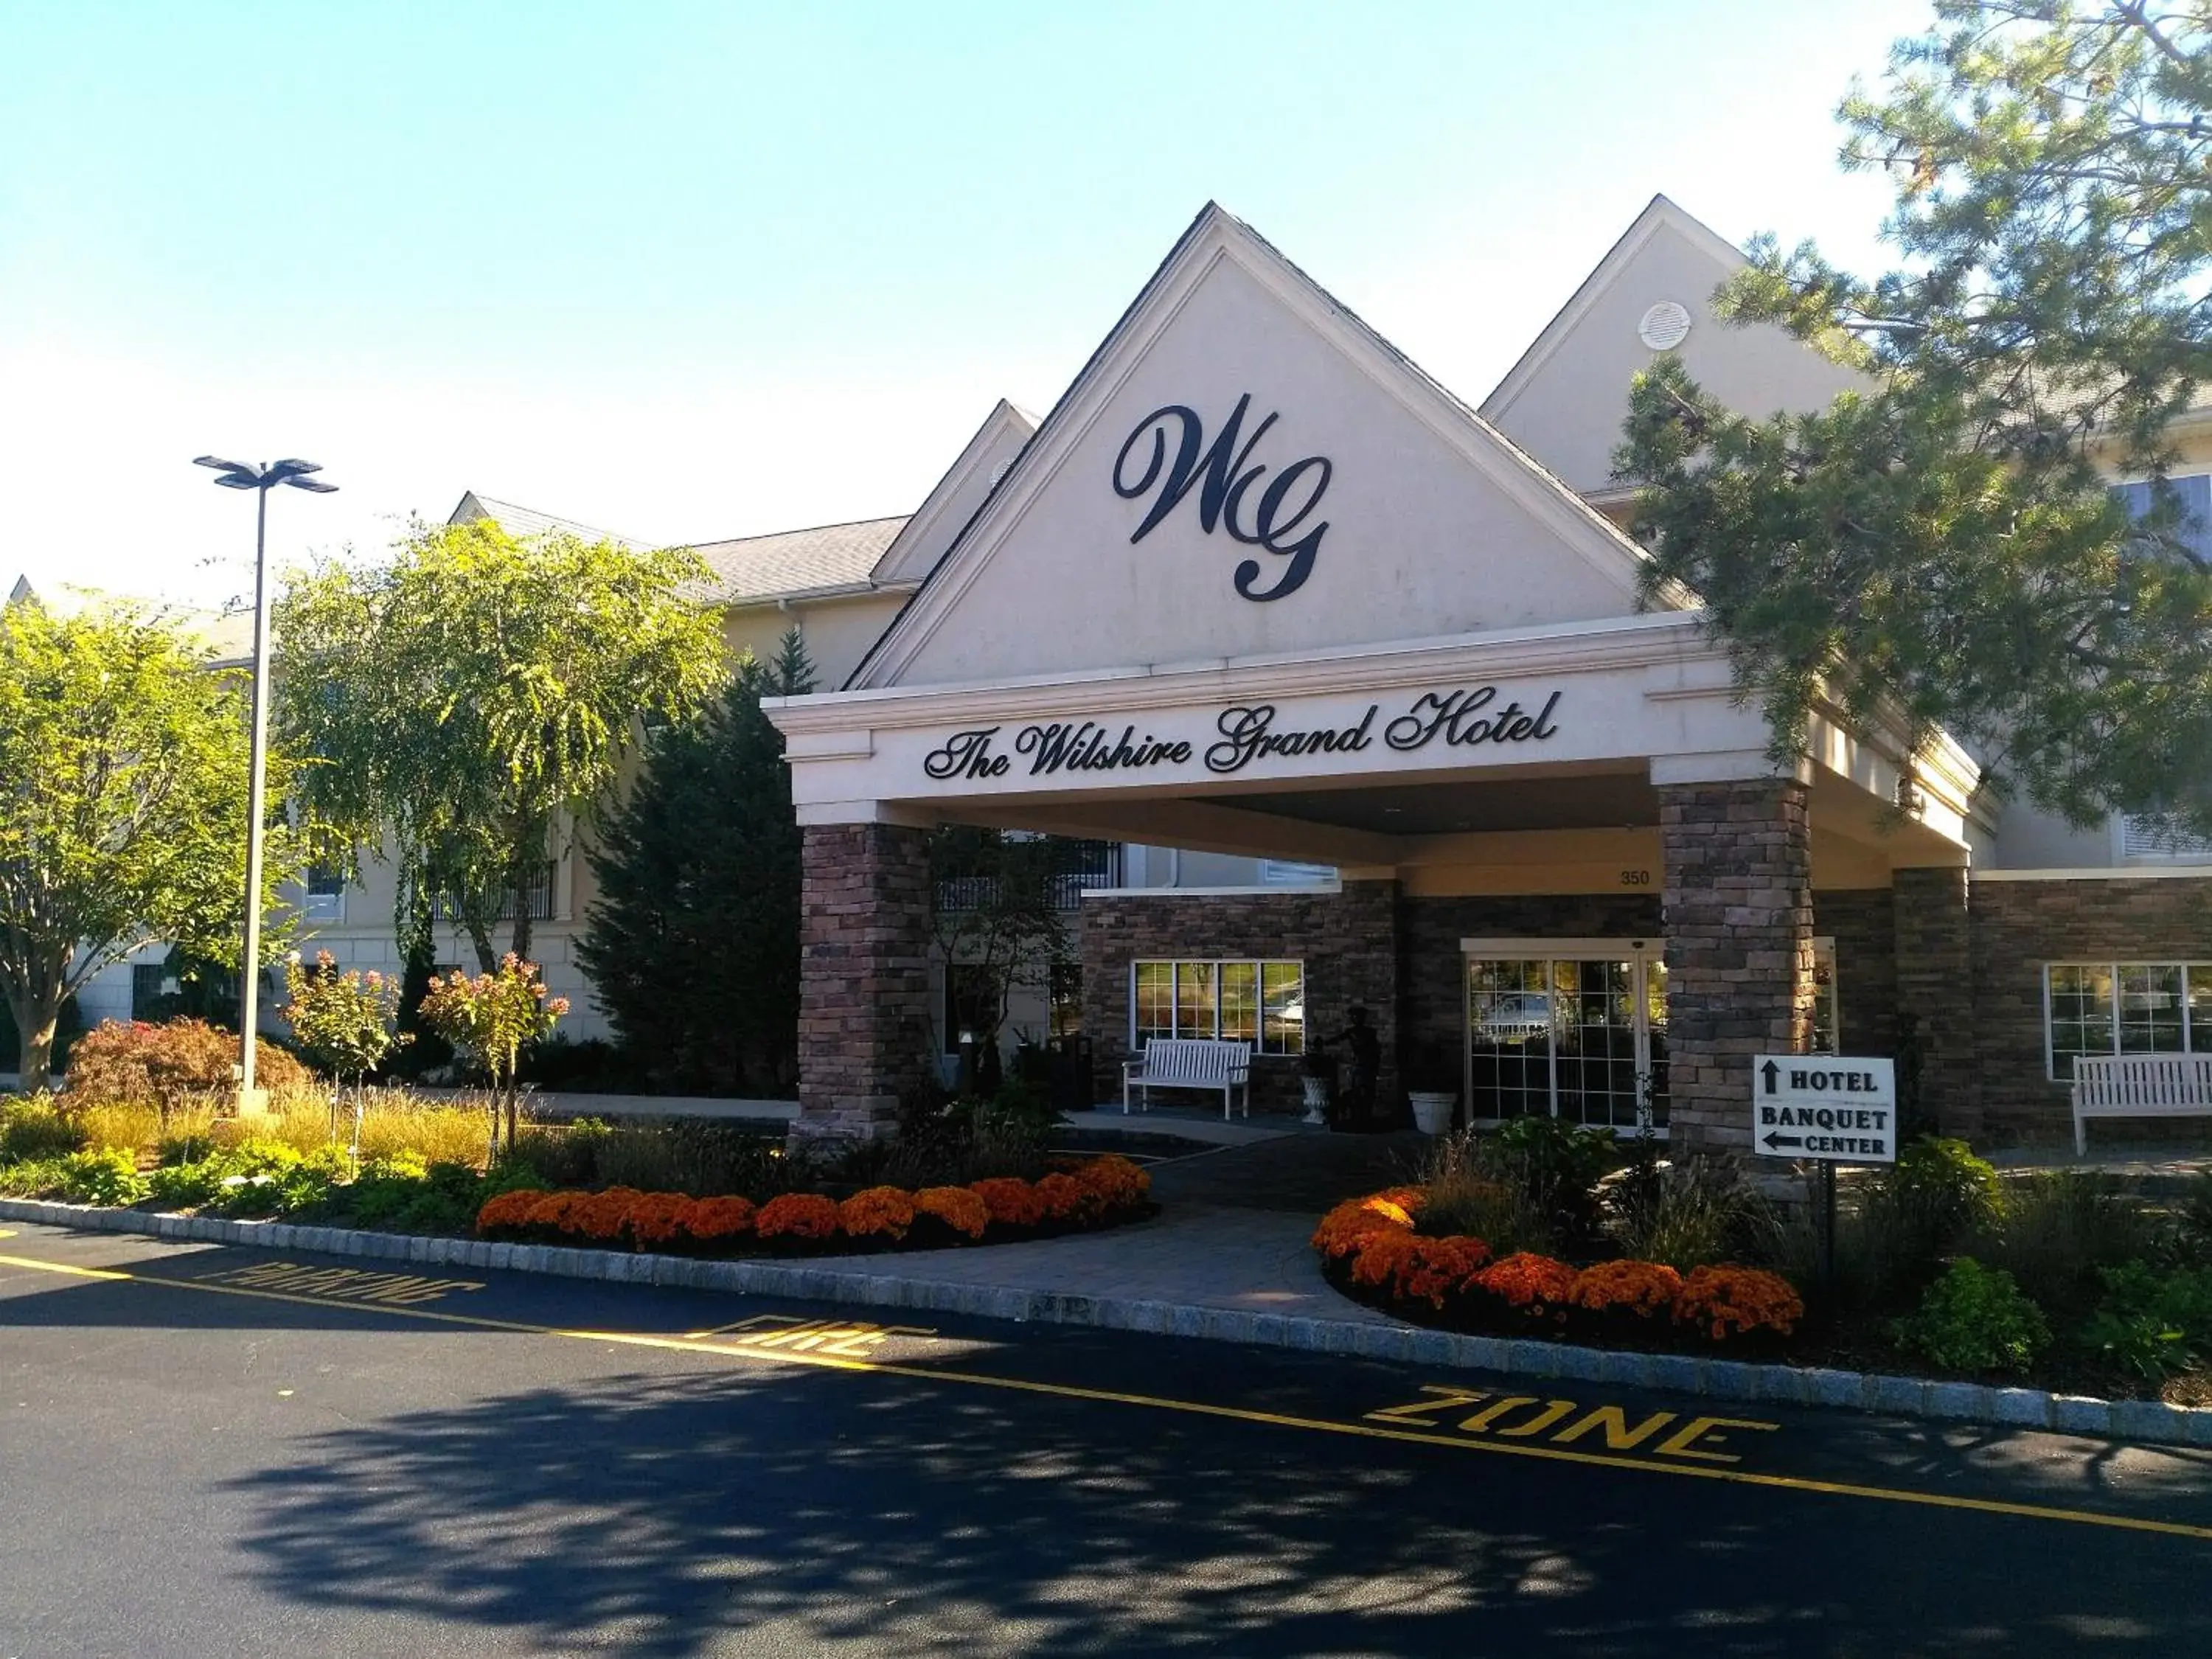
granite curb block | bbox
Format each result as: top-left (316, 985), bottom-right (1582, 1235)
top-left (8, 1195), bottom-right (2212, 1450)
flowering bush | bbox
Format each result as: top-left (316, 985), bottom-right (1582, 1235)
top-left (1033, 1172), bottom-right (1085, 1223)
top-left (1347, 1233), bottom-right (1491, 1308)
top-left (1072, 1155), bottom-right (1150, 1214)
top-left (915, 1186), bottom-right (990, 1239)
top-left (1312, 1191), bottom-right (1427, 1260)
top-left (573, 1186), bottom-right (644, 1242)
top-left (476, 1188), bottom-right (546, 1233)
top-left (685, 1194), bottom-right (757, 1243)
top-left (1568, 1259), bottom-right (1685, 1321)
top-left (971, 1177), bottom-right (1046, 1229)
top-left (839, 1185), bottom-right (917, 1243)
top-left (417, 953), bottom-right (569, 1154)
top-left (524, 1191), bottom-right (591, 1233)
top-left (1472, 1252), bottom-right (1580, 1320)
top-left (67, 1018), bottom-right (315, 1119)
top-left (625, 1191), bottom-right (697, 1247)
top-left (1676, 1265), bottom-right (1804, 1341)
top-left (756, 1192), bottom-right (842, 1241)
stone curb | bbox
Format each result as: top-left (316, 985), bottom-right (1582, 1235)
top-left (9, 1195), bottom-right (2211, 1450)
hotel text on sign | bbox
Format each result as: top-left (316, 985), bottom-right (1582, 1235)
top-left (1751, 1056), bottom-right (1897, 1164)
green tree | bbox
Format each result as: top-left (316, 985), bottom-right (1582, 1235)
top-left (417, 953), bottom-right (569, 1154)
top-left (0, 597), bottom-right (303, 1091)
top-left (1617, 1), bottom-right (2212, 836)
top-left (275, 517), bottom-right (726, 972)
top-left (579, 627), bottom-right (815, 1093)
top-left (281, 949), bottom-right (405, 1138)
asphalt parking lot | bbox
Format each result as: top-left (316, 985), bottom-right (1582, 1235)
top-left (4, 1219), bottom-right (2210, 1657)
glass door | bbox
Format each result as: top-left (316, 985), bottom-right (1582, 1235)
top-left (1465, 944), bottom-right (1669, 1133)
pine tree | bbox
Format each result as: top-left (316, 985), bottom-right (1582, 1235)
top-left (580, 627), bottom-right (816, 1093)
top-left (1617, 1), bottom-right (2212, 837)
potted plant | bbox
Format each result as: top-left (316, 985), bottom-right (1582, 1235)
top-left (1405, 1040), bottom-right (1460, 1135)
top-left (1298, 1047), bottom-right (1336, 1127)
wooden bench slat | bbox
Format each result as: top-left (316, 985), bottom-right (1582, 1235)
top-left (2070, 1054), bottom-right (2212, 1154)
top-left (1123, 1037), bottom-right (1254, 1121)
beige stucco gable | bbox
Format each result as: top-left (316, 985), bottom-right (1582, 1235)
top-left (870, 400), bottom-right (1037, 588)
top-left (1481, 195), bottom-right (1867, 499)
top-left (850, 205), bottom-right (1667, 693)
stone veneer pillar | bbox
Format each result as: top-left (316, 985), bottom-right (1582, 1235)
top-left (1659, 779), bottom-right (1815, 1155)
top-left (793, 821), bottom-right (933, 1146)
top-left (1891, 865), bottom-right (1980, 1141)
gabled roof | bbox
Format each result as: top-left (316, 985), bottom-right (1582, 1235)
top-left (1480, 193), bottom-right (1745, 424)
top-left (846, 201), bottom-right (1672, 692)
top-left (870, 400), bottom-right (1038, 587)
top-left (3, 575), bottom-right (254, 663)
top-left (685, 515), bottom-right (911, 605)
top-left (448, 491), bottom-right (646, 549)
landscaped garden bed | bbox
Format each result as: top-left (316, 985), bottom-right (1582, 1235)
top-left (1, 1016), bottom-right (1152, 1256)
top-left (1315, 1118), bottom-right (2212, 1407)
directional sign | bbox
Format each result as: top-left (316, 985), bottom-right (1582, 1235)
top-left (1752, 1055), bottom-right (1897, 1164)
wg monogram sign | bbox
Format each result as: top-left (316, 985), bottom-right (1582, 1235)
top-left (923, 686), bottom-right (1564, 784)
top-left (1112, 393), bottom-right (1333, 602)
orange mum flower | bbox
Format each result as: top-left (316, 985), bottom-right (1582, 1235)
top-left (1391, 1234), bottom-right (1492, 1307)
top-left (684, 1194), bottom-right (757, 1243)
top-left (838, 1185), bottom-right (917, 1242)
top-left (1033, 1172), bottom-right (1085, 1222)
top-left (1071, 1155), bottom-right (1150, 1214)
top-left (626, 1192), bottom-right (697, 1247)
top-left (970, 1177), bottom-right (1045, 1228)
top-left (1676, 1265), bottom-right (1804, 1341)
top-left (1568, 1259), bottom-right (1685, 1321)
top-left (1472, 1252), bottom-right (1579, 1313)
top-left (476, 1189), bottom-right (545, 1235)
top-left (756, 1192), bottom-right (841, 1240)
top-left (914, 1186), bottom-right (989, 1239)
top-left (524, 1192), bottom-right (588, 1233)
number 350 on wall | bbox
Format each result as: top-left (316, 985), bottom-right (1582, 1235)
top-left (1618, 869), bottom-right (1652, 886)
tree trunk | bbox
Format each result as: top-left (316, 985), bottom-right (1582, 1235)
top-left (4, 969), bottom-right (63, 1094)
top-left (465, 922), bottom-right (498, 975)
top-left (506, 828), bottom-right (540, 967)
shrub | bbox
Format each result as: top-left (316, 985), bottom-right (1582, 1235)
top-left (1469, 1252), bottom-right (1579, 1321)
top-left (1032, 1172), bottom-right (1085, 1224)
top-left (1860, 1137), bottom-right (2003, 1294)
top-left (1417, 1131), bottom-right (1555, 1256)
top-left (476, 1188), bottom-right (547, 1234)
top-left (1677, 1265), bottom-right (1804, 1342)
top-left (1568, 1259), bottom-right (1685, 1321)
top-left (1893, 1259), bottom-right (2050, 1377)
top-left (755, 1192), bottom-right (841, 1241)
top-left (1071, 1154), bottom-right (1150, 1216)
top-left (1487, 1116), bottom-right (1618, 1247)
top-left (970, 1177), bottom-right (1045, 1229)
top-left (2081, 1262), bottom-right (2212, 1383)
top-left (914, 1186), bottom-right (989, 1240)
top-left (55, 1147), bottom-right (150, 1206)
top-left (74, 1102), bottom-right (164, 1158)
top-left (1385, 1234), bottom-right (1492, 1309)
top-left (1, 1099), bottom-right (86, 1163)
top-left (1974, 1172), bottom-right (2174, 1323)
top-left (0, 1157), bottom-right (69, 1197)
top-left (625, 1192), bottom-right (698, 1247)
top-left (66, 1019), bottom-right (313, 1119)
top-left (839, 1185), bottom-right (917, 1243)
top-left (1313, 1189), bottom-right (1425, 1259)
top-left (685, 1194), bottom-right (757, 1244)
top-left (591, 1120), bottom-right (787, 1199)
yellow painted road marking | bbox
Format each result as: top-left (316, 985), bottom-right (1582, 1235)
top-left (195, 1260), bottom-right (484, 1306)
top-left (689, 1312), bottom-right (939, 1357)
top-left (2, 1245), bottom-right (2209, 1544)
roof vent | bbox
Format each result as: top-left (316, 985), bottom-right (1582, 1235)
top-left (1638, 301), bottom-right (1693, 351)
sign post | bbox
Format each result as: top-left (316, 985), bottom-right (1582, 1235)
top-left (1752, 1055), bottom-right (1898, 1293)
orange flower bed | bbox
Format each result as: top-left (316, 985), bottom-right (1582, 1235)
top-left (838, 1186), bottom-right (917, 1243)
top-left (756, 1192), bottom-right (842, 1240)
top-left (473, 1156), bottom-right (1152, 1256)
top-left (1313, 1185), bottom-right (1803, 1351)
top-left (1676, 1265), bottom-right (1804, 1340)
top-left (914, 1186), bottom-right (990, 1239)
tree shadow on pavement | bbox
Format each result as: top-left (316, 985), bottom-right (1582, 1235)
top-left (218, 1360), bottom-right (2209, 1658)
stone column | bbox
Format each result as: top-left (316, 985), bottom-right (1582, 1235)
top-left (1892, 864), bottom-right (1980, 1141)
top-left (1660, 779), bottom-right (1815, 1155)
top-left (793, 821), bottom-right (933, 1147)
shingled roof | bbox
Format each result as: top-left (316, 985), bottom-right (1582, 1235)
top-left (685, 515), bottom-right (910, 604)
top-left (449, 492), bottom-right (646, 549)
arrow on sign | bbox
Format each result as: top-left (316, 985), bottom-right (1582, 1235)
top-left (1761, 1060), bottom-right (1781, 1095)
top-left (1763, 1131), bottom-right (1804, 1152)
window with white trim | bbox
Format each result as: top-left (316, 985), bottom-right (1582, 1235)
top-left (2045, 962), bottom-right (2212, 1078)
top-left (1132, 959), bottom-right (1304, 1054)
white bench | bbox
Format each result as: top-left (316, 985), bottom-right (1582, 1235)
top-left (2070, 1054), bottom-right (2212, 1155)
top-left (1122, 1037), bottom-right (1253, 1120)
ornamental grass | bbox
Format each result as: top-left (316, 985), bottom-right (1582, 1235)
top-left (473, 1155), bottom-right (1150, 1257)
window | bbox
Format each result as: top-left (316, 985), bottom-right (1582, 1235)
top-left (1259, 859), bottom-right (1335, 886)
top-left (2119, 814), bottom-right (2212, 861)
top-left (2113, 473), bottom-right (2212, 565)
top-left (1131, 959), bottom-right (1304, 1054)
top-left (303, 861), bottom-right (345, 921)
top-left (942, 964), bottom-right (996, 1056)
top-left (1048, 964), bottom-right (1083, 1040)
top-left (2045, 961), bottom-right (2212, 1078)
top-left (1811, 939), bottom-right (1839, 1056)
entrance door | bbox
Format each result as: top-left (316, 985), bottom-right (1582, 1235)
top-left (1465, 943), bottom-right (1669, 1133)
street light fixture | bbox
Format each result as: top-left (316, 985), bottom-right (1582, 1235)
top-left (194, 455), bottom-right (337, 1113)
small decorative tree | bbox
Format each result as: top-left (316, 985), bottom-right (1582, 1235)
top-left (417, 953), bottom-right (569, 1156)
top-left (281, 950), bottom-right (406, 1145)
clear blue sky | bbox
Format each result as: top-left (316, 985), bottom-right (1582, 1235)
top-left (1, 0), bottom-right (1933, 610)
